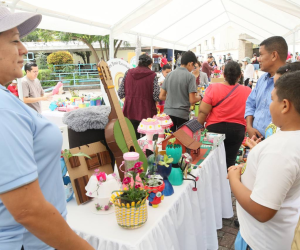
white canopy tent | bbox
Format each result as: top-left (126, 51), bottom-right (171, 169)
top-left (1, 0), bottom-right (300, 58)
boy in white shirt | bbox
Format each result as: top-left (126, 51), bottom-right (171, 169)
top-left (228, 71), bottom-right (300, 250)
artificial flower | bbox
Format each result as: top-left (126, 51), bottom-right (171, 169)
top-left (123, 177), bottom-right (131, 185)
top-left (135, 184), bottom-right (141, 189)
top-left (95, 172), bottom-right (106, 181)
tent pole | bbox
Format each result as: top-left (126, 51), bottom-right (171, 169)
top-left (109, 31), bottom-right (114, 60)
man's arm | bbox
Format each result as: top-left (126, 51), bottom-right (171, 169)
top-left (189, 92), bottom-right (201, 105)
top-left (159, 88), bottom-right (167, 101)
top-left (245, 84), bottom-right (262, 139)
top-left (0, 180), bottom-right (94, 250)
top-left (23, 96), bottom-right (50, 103)
top-left (227, 166), bottom-right (277, 223)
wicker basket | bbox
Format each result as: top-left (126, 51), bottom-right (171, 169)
top-left (111, 192), bottom-right (148, 229)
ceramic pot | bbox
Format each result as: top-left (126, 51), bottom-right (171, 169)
top-left (144, 180), bottom-right (165, 208)
top-left (157, 164), bottom-right (174, 196)
top-left (166, 145), bottom-right (182, 164)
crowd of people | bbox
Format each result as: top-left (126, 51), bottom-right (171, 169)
top-left (1, 5), bottom-right (300, 250)
top-left (119, 36), bottom-right (300, 250)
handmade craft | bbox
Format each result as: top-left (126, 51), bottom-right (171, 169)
top-left (97, 61), bottom-right (148, 180)
top-left (85, 170), bottom-right (120, 214)
top-left (153, 113), bottom-right (173, 143)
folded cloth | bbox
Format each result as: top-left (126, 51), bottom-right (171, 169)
top-left (63, 106), bottom-right (111, 132)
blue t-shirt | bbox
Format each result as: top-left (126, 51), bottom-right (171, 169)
top-left (0, 84), bottom-right (67, 250)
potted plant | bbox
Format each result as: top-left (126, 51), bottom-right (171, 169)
top-left (166, 138), bottom-right (182, 164)
top-left (61, 149), bottom-right (91, 169)
top-left (144, 175), bottom-right (165, 208)
top-left (111, 162), bottom-right (148, 229)
top-left (157, 155), bottom-right (174, 196)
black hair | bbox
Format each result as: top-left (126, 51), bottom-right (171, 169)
top-left (208, 56), bottom-right (214, 59)
top-left (138, 54), bottom-right (152, 67)
top-left (181, 51), bottom-right (197, 65)
top-left (275, 71), bottom-right (300, 114)
top-left (276, 62), bottom-right (300, 75)
top-left (260, 36), bottom-right (288, 62)
top-left (24, 62), bottom-right (38, 72)
top-left (162, 64), bottom-right (171, 71)
top-left (223, 61), bottom-right (241, 85)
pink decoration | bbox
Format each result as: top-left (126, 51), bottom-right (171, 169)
top-left (137, 118), bottom-right (164, 135)
top-left (52, 82), bottom-right (63, 95)
top-left (153, 113), bottom-right (173, 129)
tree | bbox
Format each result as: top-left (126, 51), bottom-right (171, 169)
top-left (74, 51), bottom-right (91, 64)
top-left (47, 51), bottom-right (74, 70)
top-left (58, 32), bottom-right (127, 62)
top-left (21, 29), bottom-right (57, 42)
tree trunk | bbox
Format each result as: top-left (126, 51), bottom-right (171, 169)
top-left (99, 41), bottom-right (105, 61)
top-left (79, 38), bottom-right (99, 63)
top-left (104, 41), bottom-right (109, 60)
top-left (114, 40), bottom-right (123, 58)
top-left (86, 51), bottom-right (91, 64)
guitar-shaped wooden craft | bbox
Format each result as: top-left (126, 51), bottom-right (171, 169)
top-left (97, 61), bottom-right (148, 180)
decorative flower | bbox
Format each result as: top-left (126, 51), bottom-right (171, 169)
top-left (123, 177), bottom-right (131, 185)
top-left (134, 161), bottom-right (143, 169)
top-left (89, 192), bottom-right (92, 195)
top-left (112, 173), bottom-right (116, 177)
top-left (135, 184), bottom-right (141, 189)
top-left (137, 169), bottom-right (143, 173)
top-left (95, 172), bottom-right (106, 181)
top-left (104, 205), bottom-right (109, 211)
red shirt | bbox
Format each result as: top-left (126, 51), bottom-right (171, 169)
top-left (7, 84), bottom-right (19, 97)
top-left (160, 57), bottom-right (168, 68)
top-left (203, 83), bottom-right (251, 127)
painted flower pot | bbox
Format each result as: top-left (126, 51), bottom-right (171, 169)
top-left (144, 180), bottom-right (165, 208)
top-left (166, 145), bottom-right (182, 164)
top-left (111, 192), bottom-right (148, 229)
top-left (157, 164), bottom-right (174, 196)
top-left (169, 165), bottom-right (183, 186)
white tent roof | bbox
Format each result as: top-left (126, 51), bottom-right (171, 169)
top-left (2, 0), bottom-right (300, 51)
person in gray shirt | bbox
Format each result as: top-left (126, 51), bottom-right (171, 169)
top-left (22, 62), bottom-right (52, 113)
top-left (159, 51), bottom-right (201, 131)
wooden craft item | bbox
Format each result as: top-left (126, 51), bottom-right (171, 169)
top-left (97, 61), bottom-right (148, 180)
top-left (74, 175), bottom-right (91, 203)
top-left (85, 154), bottom-right (101, 170)
top-left (64, 141), bottom-right (114, 205)
top-left (69, 156), bottom-right (80, 168)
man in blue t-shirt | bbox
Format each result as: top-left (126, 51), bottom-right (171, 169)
top-left (245, 36), bottom-right (288, 139)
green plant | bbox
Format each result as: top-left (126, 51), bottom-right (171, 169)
top-left (62, 64), bottom-right (75, 73)
top-left (167, 138), bottom-right (177, 148)
top-left (158, 155), bottom-right (173, 167)
top-left (61, 149), bottom-right (91, 159)
top-left (35, 52), bottom-right (48, 69)
top-left (112, 162), bottom-right (147, 204)
top-left (69, 89), bottom-right (79, 97)
top-left (146, 175), bottom-right (162, 187)
top-left (47, 51), bottom-right (74, 70)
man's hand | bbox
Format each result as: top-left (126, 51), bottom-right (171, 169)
top-left (42, 96), bottom-right (53, 101)
top-left (246, 126), bottom-right (262, 140)
top-left (227, 164), bottom-right (243, 181)
top-left (245, 136), bottom-right (262, 149)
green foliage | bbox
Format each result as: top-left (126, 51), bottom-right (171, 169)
top-left (21, 29), bottom-right (57, 42)
top-left (61, 149), bottom-right (91, 159)
top-left (35, 53), bottom-right (48, 69)
top-left (47, 51), bottom-right (74, 70)
top-left (158, 155), bottom-right (173, 167)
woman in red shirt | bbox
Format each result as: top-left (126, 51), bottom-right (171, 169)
top-left (197, 61), bottom-right (251, 168)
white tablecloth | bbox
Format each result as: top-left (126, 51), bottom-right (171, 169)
top-left (66, 142), bottom-right (233, 250)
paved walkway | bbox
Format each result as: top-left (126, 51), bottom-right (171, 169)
top-left (217, 194), bottom-right (238, 249)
